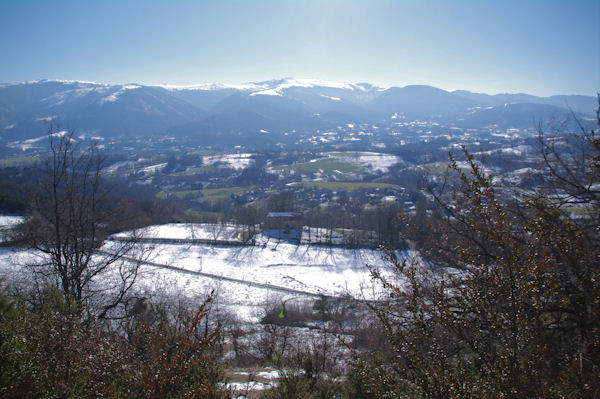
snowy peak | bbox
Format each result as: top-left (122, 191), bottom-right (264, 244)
top-left (155, 78), bottom-right (385, 97)
top-left (156, 82), bottom-right (269, 92)
top-left (0, 80), bottom-right (206, 140)
top-left (97, 84), bottom-right (142, 104)
top-left (249, 78), bottom-right (363, 96)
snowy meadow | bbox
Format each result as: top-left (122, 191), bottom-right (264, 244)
top-left (1, 222), bottom-right (418, 322)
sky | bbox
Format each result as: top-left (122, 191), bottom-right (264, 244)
top-left (0, 0), bottom-right (598, 96)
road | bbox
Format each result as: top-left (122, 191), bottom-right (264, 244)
top-left (103, 251), bottom-right (360, 301)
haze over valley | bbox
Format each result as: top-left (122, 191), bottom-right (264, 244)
top-left (1, 78), bottom-right (596, 148)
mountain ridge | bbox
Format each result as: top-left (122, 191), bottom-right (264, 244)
top-left (0, 78), bottom-right (596, 143)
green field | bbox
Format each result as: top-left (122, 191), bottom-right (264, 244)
top-left (0, 155), bottom-right (39, 167)
top-left (176, 165), bottom-right (215, 175)
top-left (563, 205), bottom-right (595, 216)
top-left (197, 186), bottom-right (254, 201)
top-left (289, 181), bottom-right (399, 191)
top-left (326, 151), bottom-right (370, 158)
top-left (421, 162), bottom-right (453, 174)
top-left (271, 157), bottom-right (363, 176)
top-left (157, 186), bottom-right (255, 201)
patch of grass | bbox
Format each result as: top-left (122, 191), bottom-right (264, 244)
top-left (421, 162), bottom-right (452, 174)
top-left (154, 190), bottom-right (203, 200)
top-left (0, 155), bottom-right (39, 166)
top-left (325, 151), bottom-right (373, 158)
top-left (198, 186), bottom-right (254, 201)
top-left (177, 165), bottom-right (215, 175)
top-left (563, 205), bottom-right (595, 216)
top-left (289, 181), bottom-right (399, 191)
top-left (158, 186), bottom-right (255, 202)
top-left (225, 368), bottom-right (276, 384)
top-left (174, 189), bottom-right (204, 199)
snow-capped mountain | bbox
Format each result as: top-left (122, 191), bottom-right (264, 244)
top-left (0, 78), bottom-right (595, 143)
top-left (0, 80), bottom-right (205, 140)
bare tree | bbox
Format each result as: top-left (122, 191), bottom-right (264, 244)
top-left (17, 125), bottom-right (145, 318)
top-left (209, 221), bottom-right (226, 242)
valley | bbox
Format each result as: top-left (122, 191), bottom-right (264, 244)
top-left (0, 77), bottom-right (597, 397)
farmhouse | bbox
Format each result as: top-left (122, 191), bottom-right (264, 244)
top-left (264, 212), bottom-right (303, 233)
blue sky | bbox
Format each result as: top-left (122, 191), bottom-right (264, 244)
top-left (1, 0), bottom-right (598, 96)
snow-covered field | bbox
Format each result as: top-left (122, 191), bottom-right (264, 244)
top-left (0, 223), bottom-right (418, 322)
top-left (0, 215), bottom-right (23, 242)
top-left (112, 222), bottom-right (245, 241)
top-left (0, 215), bottom-right (23, 228)
top-left (122, 237), bottom-right (413, 321)
top-left (202, 153), bottom-right (254, 170)
top-left (326, 151), bottom-right (402, 173)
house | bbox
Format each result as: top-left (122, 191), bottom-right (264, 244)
top-left (264, 212), bottom-right (303, 233)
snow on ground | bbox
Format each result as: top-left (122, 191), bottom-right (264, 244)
top-left (103, 160), bottom-right (137, 173)
top-left (41, 87), bottom-right (109, 106)
top-left (319, 94), bottom-right (341, 101)
top-left (298, 227), bottom-right (344, 245)
top-left (254, 370), bottom-right (281, 380)
top-left (500, 145), bottom-right (534, 156)
top-left (226, 381), bottom-right (273, 391)
top-left (0, 215), bottom-right (23, 228)
top-left (8, 130), bottom-right (69, 151)
top-left (250, 78), bottom-right (357, 97)
top-left (113, 223), bottom-right (244, 241)
top-left (1, 223), bottom-right (418, 322)
top-left (325, 152), bottom-right (402, 173)
top-left (226, 369), bottom-right (280, 391)
top-left (156, 82), bottom-right (268, 91)
top-left (454, 160), bottom-right (497, 176)
top-left (109, 235), bottom-right (414, 321)
top-left (474, 144), bottom-right (534, 157)
top-left (203, 154), bottom-right (254, 170)
top-left (0, 215), bottom-right (23, 242)
top-left (138, 162), bottom-right (167, 174)
top-left (507, 167), bottom-right (536, 178)
top-left (98, 84), bottom-right (141, 103)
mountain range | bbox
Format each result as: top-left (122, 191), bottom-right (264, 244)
top-left (0, 78), bottom-right (596, 145)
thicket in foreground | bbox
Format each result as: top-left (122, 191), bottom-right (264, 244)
top-left (0, 287), bottom-right (228, 398)
top-left (353, 115), bottom-right (600, 398)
